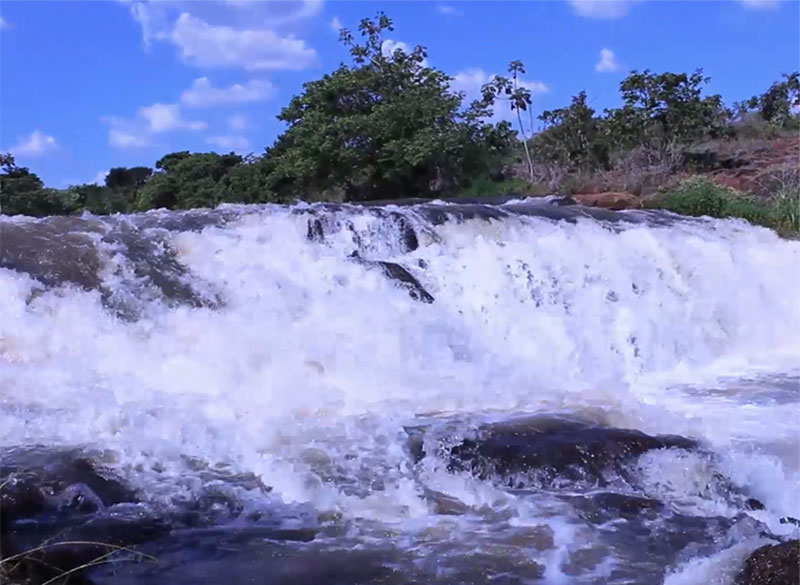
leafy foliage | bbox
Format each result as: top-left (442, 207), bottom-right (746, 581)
top-left (136, 152), bottom-right (246, 210)
top-left (649, 176), bottom-right (798, 237)
top-left (533, 91), bottom-right (609, 172)
top-left (262, 12), bottom-right (519, 201)
top-left (735, 73), bottom-right (800, 130)
top-left (0, 154), bottom-right (76, 216)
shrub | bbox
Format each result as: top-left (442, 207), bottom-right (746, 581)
top-left (772, 184), bottom-right (800, 234)
top-left (652, 176), bottom-right (732, 217)
top-left (649, 176), bottom-right (799, 238)
top-left (462, 176), bottom-right (546, 198)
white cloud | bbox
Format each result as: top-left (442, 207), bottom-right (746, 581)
top-left (92, 170), bottom-right (110, 186)
top-left (381, 39), bottom-right (428, 66)
top-left (206, 134), bottom-right (250, 153)
top-left (129, 1), bottom-right (169, 47)
top-left (436, 4), bottom-right (462, 16)
top-left (453, 69), bottom-right (549, 96)
top-left (170, 12), bottom-right (316, 70)
top-left (568, 0), bottom-right (639, 19)
top-left (331, 16), bottom-right (343, 31)
top-left (0, 15), bottom-right (11, 29)
top-left (222, 0), bottom-right (323, 23)
top-left (595, 48), bottom-right (620, 72)
top-left (381, 39), bottom-right (411, 58)
top-left (228, 113), bottom-right (249, 131)
top-left (138, 102), bottom-right (207, 132)
top-left (452, 69), bottom-right (549, 123)
top-left (108, 128), bottom-right (151, 148)
top-left (180, 77), bottom-right (274, 108)
top-left (10, 130), bottom-right (59, 157)
top-left (104, 102), bottom-right (205, 148)
top-left (739, 0), bottom-right (780, 8)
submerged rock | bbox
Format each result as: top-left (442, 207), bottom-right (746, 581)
top-left (737, 540), bottom-right (800, 585)
top-left (447, 416), bottom-right (697, 489)
top-left (349, 253), bottom-right (434, 303)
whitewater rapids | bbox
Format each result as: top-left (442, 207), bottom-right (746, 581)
top-left (1, 197), bottom-right (798, 584)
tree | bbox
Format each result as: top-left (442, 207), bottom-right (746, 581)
top-left (263, 12), bottom-right (519, 201)
top-left (533, 91), bottom-right (609, 172)
top-left (603, 69), bottom-right (729, 153)
top-left (0, 153), bottom-right (77, 216)
top-left (735, 72), bottom-right (800, 130)
top-left (479, 61), bottom-right (535, 181)
top-left (106, 166), bottom-right (153, 190)
top-left (136, 152), bottom-right (244, 210)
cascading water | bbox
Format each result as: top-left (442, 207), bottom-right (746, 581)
top-left (1, 197), bottom-right (798, 584)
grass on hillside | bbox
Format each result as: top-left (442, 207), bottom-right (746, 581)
top-left (646, 176), bottom-right (800, 237)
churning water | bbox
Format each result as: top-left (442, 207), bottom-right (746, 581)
top-left (1, 197), bottom-right (798, 584)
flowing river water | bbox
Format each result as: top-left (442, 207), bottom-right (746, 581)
top-left (1, 197), bottom-right (798, 584)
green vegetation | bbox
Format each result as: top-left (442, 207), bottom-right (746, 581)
top-left (1, 12), bottom-right (798, 237)
top-left (262, 14), bottom-right (525, 201)
top-left (649, 176), bottom-right (800, 236)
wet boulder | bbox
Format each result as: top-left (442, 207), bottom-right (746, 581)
top-left (737, 540), bottom-right (800, 585)
top-left (448, 416), bottom-right (697, 489)
top-left (349, 253), bottom-right (434, 304)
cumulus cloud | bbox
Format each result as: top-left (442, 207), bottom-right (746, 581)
top-left (170, 12), bottom-right (316, 70)
top-left (104, 102), bottom-right (206, 148)
top-left (452, 69), bottom-right (549, 123)
top-left (10, 130), bottom-right (59, 157)
top-left (228, 113), bottom-right (249, 131)
top-left (124, 2), bottom-right (318, 70)
top-left (595, 48), bottom-right (620, 72)
top-left (138, 102), bottom-right (207, 132)
top-left (206, 134), bottom-right (250, 153)
top-left (381, 39), bottom-right (428, 66)
top-left (180, 77), bottom-right (274, 108)
top-left (381, 39), bottom-right (411, 58)
top-left (568, 0), bottom-right (639, 19)
top-left (108, 128), bottom-right (151, 148)
top-left (331, 16), bottom-right (343, 31)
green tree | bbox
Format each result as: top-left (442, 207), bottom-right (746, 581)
top-left (533, 91), bottom-right (609, 171)
top-left (735, 72), bottom-right (800, 130)
top-left (603, 69), bottom-right (729, 152)
top-left (263, 12), bottom-right (519, 201)
top-left (479, 60), bottom-right (535, 181)
top-left (136, 152), bottom-right (244, 210)
top-left (0, 153), bottom-right (77, 216)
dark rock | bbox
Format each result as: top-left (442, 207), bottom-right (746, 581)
top-left (1, 448), bottom-right (137, 532)
top-left (393, 214), bottom-right (419, 253)
top-left (448, 416), bottom-right (697, 489)
top-left (0, 476), bottom-right (46, 531)
top-left (306, 218), bottom-right (324, 242)
top-left (349, 256), bottom-right (434, 304)
top-left (737, 540), bottom-right (799, 585)
top-left (374, 262), bottom-right (434, 303)
top-left (569, 492), bottom-right (664, 524)
top-left (780, 517), bottom-right (800, 527)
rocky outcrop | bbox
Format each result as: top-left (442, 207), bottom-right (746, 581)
top-left (446, 416), bottom-right (697, 489)
top-left (572, 192), bottom-right (642, 210)
top-left (737, 540), bottom-right (800, 585)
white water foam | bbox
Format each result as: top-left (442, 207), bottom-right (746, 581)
top-left (1, 203), bottom-right (798, 582)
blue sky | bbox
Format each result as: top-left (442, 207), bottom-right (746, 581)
top-left (1, 0), bottom-right (798, 188)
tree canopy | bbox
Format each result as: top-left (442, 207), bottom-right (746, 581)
top-left (261, 12), bottom-right (520, 201)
